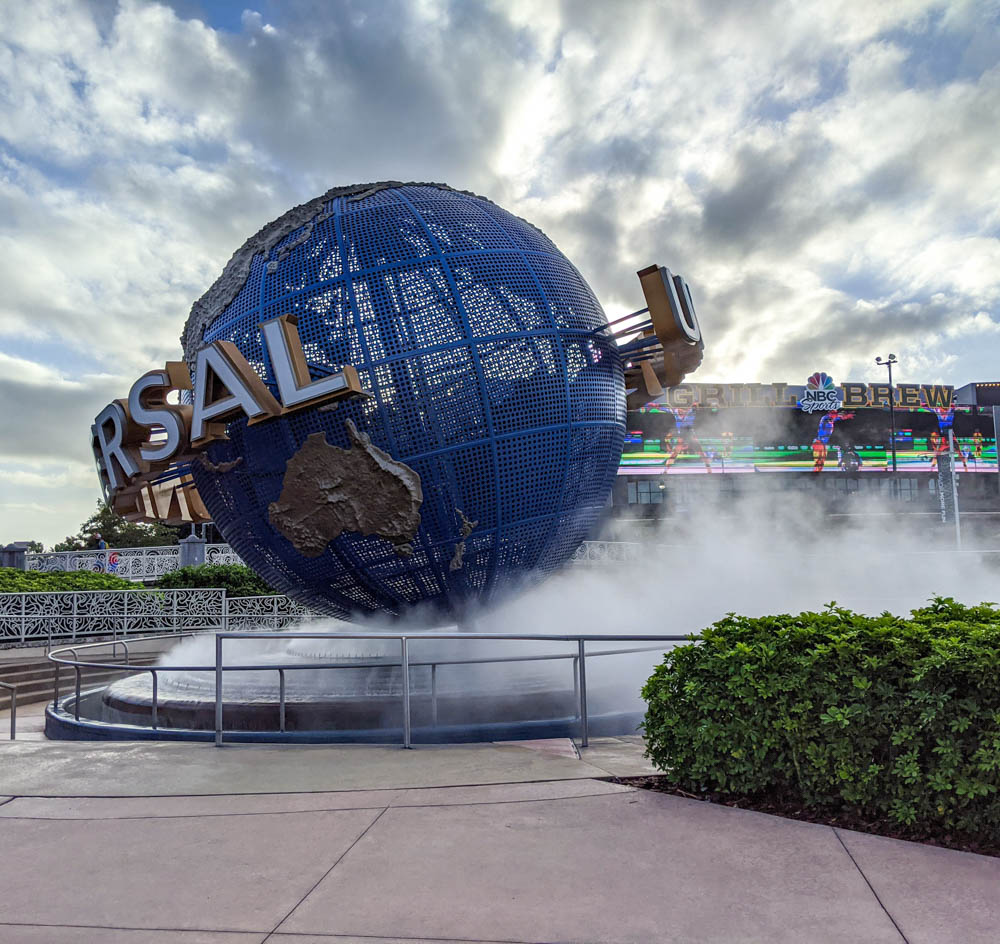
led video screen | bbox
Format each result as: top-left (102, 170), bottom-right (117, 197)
top-left (619, 403), bottom-right (998, 475)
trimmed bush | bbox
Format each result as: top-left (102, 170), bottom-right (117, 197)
top-left (0, 567), bottom-right (135, 593)
top-left (155, 564), bottom-right (275, 598)
top-left (642, 598), bottom-right (1000, 836)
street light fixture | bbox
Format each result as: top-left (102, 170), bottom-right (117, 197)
top-left (875, 354), bottom-right (898, 474)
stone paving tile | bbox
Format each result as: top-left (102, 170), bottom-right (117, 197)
top-left (0, 808), bottom-right (380, 932)
top-left (0, 926), bottom-right (262, 943)
top-left (279, 789), bottom-right (902, 944)
top-left (576, 735), bottom-right (658, 776)
top-left (837, 828), bottom-right (1000, 944)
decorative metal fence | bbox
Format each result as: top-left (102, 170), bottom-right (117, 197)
top-left (570, 541), bottom-right (646, 564)
top-left (224, 594), bottom-right (317, 632)
top-left (0, 588), bottom-right (228, 645)
top-left (25, 544), bottom-right (242, 582)
top-left (205, 544), bottom-right (243, 566)
top-left (27, 540), bottom-right (634, 581)
top-left (0, 588), bottom-right (324, 646)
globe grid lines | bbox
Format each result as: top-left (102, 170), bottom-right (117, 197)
top-left (189, 184), bottom-right (625, 618)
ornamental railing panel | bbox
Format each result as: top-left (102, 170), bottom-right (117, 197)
top-left (206, 544), bottom-right (243, 566)
top-left (0, 589), bottom-right (227, 645)
top-left (25, 544), bottom-right (247, 581)
top-left (569, 541), bottom-right (647, 564)
top-left (25, 540), bottom-right (641, 582)
top-left (24, 546), bottom-right (184, 581)
top-left (0, 589), bottom-right (324, 644)
top-left (225, 594), bottom-right (317, 632)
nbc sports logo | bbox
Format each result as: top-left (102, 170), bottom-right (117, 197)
top-left (798, 372), bottom-right (844, 414)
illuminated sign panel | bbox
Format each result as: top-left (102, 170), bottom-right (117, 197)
top-left (652, 381), bottom-right (954, 409)
top-left (619, 378), bottom-right (997, 476)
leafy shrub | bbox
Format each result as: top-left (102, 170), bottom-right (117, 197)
top-left (155, 564), bottom-right (275, 598)
top-left (642, 598), bottom-right (1000, 836)
top-left (0, 567), bottom-right (135, 593)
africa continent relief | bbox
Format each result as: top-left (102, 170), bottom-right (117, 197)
top-left (269, 421), bottom-right (423, 558)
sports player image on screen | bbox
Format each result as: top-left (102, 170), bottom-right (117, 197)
top-left (811, 410), bottom-right (854, 473)
top-left (664, 405), bottom-right (713, 472)
top-left (720, 430), bottom-right (734, 459)
top-left (930, 405), bottom-right (968, 471)
top-left (838, 444), bottom-right (863, 472)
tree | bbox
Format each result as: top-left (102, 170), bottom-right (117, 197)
top-left (53, 501), bottom-right (183, 551)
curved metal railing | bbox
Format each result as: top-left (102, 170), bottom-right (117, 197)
top-left (48, 630), bottom-right (693, 747)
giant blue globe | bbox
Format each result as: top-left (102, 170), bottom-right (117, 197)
top-left (184, 182), bottom-right (625, 619)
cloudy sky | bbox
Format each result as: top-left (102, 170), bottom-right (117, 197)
top-left (1, 0), bottom-right (998, 546)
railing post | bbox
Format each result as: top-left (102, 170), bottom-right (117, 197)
top-left (430, 663), bottom-right (438, 727)
top-left (172, 591), bottom-right (178, 633)
top-left (278, 667), bottom-right (286, 733)
top-left (71, 593), bottom-right (78, 640)
top-left (222, 595), bottom-right (229, 633)
top-left (74, 666), bottom-right (81, 721)
top-left (577, 639), bottom-right (589, 748)
top-left (215, 633), bottom-right (223, 746)
top-left (572, 656), bottom-right (579, 717)
top-left (20, 593), bottom-right (25, 645)
top-left (122, 590), bottom-right (129, 640)
top-left (53, 663), bottom-right (60, 711)
top-left (150, 670), bottom-right (158, 729)
top-left (401, 637), bottom-right (411, 749)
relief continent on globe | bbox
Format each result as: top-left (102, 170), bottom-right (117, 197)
top-left (268, 420), bottom-right (423, 559)
top-left (176, 181), bottom-right (629, 618)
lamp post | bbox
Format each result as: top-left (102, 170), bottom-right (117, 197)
top-left (876, 354), bottom-right (898, 474)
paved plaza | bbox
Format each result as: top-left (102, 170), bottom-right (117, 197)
top-left (0, 724), bottom-right (997, 944)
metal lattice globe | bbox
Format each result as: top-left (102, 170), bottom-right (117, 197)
top-left (184, 182), bottom-right (625, 619)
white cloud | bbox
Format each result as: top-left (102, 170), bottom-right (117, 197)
top-left (0, 0), bottom-right (997, 545)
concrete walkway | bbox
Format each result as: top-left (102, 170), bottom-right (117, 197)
top-left (0, 736), bottom-right (996, 943)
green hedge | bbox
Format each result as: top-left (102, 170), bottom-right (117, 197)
top-left (642, 598), bottom-right (1000, 836)
top-left (155, 564), bottom-right (275, 598)
top-left (0, 568), bottom-right (135, 593)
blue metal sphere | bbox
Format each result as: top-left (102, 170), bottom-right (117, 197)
top-left (187, 183), bottom-right (625, 619)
